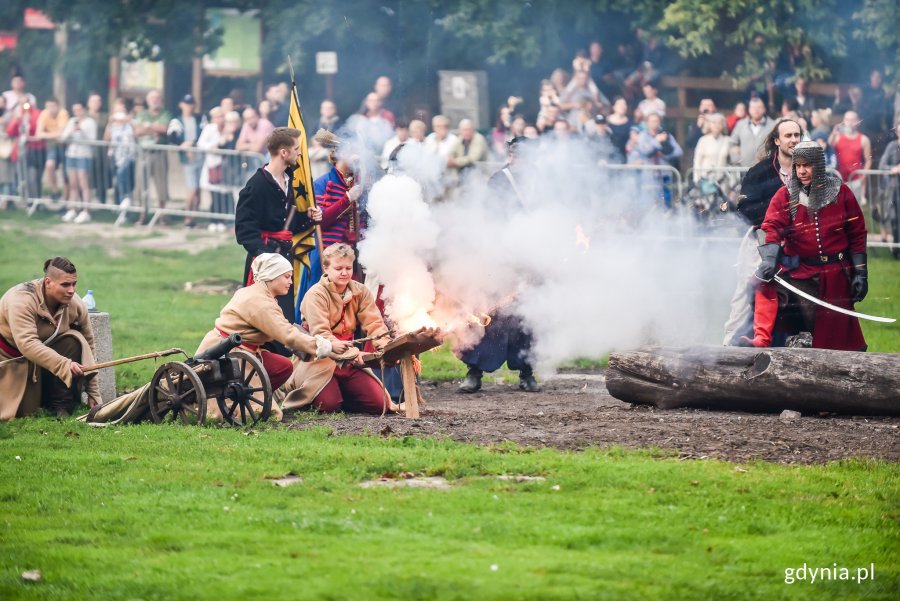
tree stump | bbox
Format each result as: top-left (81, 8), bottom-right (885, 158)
top-left (606, 346), bottom-right (900, 416)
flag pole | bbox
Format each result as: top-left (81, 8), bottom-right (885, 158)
top-left (287, 55), bottom-right (325, 267)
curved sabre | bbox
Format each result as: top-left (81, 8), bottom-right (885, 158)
top-left (773, 274), bottom-right (896, 323)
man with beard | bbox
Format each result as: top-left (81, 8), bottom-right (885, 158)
top-left (458, 137), bottom-right (540, 394)
top-left (723, 118), bottom-right (802, 345)
top-left (0, 257), bottom-right (101, 418)
top-left (747, 141), bottom-right (868, 350)
top-left (235, 128), bottom-right (322, 323)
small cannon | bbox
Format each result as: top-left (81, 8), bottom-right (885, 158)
top-left (147, 334), bottom-right (273, 426)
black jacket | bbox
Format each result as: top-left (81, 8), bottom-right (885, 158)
top-left (737, 156), bottom-right (784, 227)
top-left (235, 166), bottom-right (313, 257)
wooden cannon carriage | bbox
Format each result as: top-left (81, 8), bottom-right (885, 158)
top-left (147, 334), bottom-right (272, 426)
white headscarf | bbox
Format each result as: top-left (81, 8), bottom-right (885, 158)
top-left (251, 253), bottom-right (293, 283)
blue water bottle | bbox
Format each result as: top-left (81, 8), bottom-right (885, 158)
top-left (83, 290), bottom-right (97, 312)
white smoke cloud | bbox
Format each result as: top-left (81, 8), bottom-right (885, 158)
top-left (357, 136), bottom-right (743, 374)
top-left (357, 174), bottom-right (440, 331)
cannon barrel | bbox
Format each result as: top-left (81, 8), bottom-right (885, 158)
top-left (193, 333), bottom-right (242, 362)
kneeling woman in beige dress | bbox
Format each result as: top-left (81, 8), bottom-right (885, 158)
top-left (195, 253), bottom-right (351, 419)
top-left (282, 243), bottom-right (395, 414)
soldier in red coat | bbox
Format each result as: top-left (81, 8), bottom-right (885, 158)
top-left (744, 141), bottom-right (868, 351)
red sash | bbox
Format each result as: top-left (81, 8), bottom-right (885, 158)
top-left (0, 334), bottom-right (21, 358)
top-left (246, 230), bottom-right (294, 286)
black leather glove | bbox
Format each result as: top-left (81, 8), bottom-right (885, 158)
top-left (755, 243), bottom-right (781, 282)
top-left (850, 252), bottom-right (868, 303)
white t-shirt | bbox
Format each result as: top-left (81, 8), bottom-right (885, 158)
top-left (62, 117), bottom-right (98, 159)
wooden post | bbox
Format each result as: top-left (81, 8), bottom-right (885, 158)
top-left (53, 25), bottom-right (68, 107)
top-left (398, 354), bottom-right (420, 418)
top-left (108, 56), bottom-right (119, 112)
top-left (192, 56), bottom-right (203, 111)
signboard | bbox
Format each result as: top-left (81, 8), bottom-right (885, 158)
top-left (315, 52), bottom-right (338, 75)
top-left (121, 59), bottom-right (165, 93)
top-left (24, 8), bottom-right (55, 30)
top-left (438, 70), bottom-right (489, 130)
top-left (202, 9), bottom-right (261, 76)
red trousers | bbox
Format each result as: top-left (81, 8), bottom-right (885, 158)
top-left (313, 363), bottom-right (390, 414)
top-left (260, 350), bottom-right (293, 390)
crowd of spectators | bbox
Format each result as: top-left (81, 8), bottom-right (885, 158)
top-left (1, 44), bottom-right (899, 229)
top-left (0, 74), bottom-right (283, 229)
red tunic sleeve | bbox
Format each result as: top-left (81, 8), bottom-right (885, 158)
top-left (761, 187), bottom-right (791, 244)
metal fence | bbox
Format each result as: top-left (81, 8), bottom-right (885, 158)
top-left (1, 137), bottom-right (897, 253)
top-left (0, 136), bottom-right (265, 227)
top-left (849, 168), bottom-right (900, 253)
top-left (474, 160), bottom-right (684, 208)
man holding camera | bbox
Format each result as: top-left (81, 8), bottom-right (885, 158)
top-left (686, 98), bottom-right (718, 149)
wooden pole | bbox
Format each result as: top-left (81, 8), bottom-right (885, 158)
top-left (399, 354), bottom-right (420, 418)
top-left (192, 55), bottom-right (203, 111)
top-left (53, 25), bottom-right (68, 108)
top-left (108, 56), bottom-right (119, 112)
top-left (82, 348), bottom-right (185, 373)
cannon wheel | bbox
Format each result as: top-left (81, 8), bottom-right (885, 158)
top-left (148, 361), bottom-right (207, 425)
top-left (217, 350), bottom-right (272, 427)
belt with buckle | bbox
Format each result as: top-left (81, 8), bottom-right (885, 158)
top-left (800, 251), bottom-right (847, 265)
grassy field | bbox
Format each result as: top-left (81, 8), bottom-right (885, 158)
top-left (0, 210), bottom-right (898, 599)
top-left (0, 210), bottom-right (898, 391)
top-left (0, 419), bottom-right (897, 600)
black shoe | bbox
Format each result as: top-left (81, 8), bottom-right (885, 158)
top-left (458, 373), bottom-right (482, 393)
top-left (519, 374), bottom-right (540, 393)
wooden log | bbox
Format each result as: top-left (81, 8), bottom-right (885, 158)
top-left (606, 345), bottom-right (900, 416)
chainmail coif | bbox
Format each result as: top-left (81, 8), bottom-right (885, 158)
top-left (787, 141), bottom-right (842, 214)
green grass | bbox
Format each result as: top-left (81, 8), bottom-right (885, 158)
top-left (861, 248), bottom-right (900, 351)
top-left (1, 211), bottom-right (897, 599)
top-left (1, 210), bottom-right (898, 391)
top-left (0, 418), bottom-right (897, 600)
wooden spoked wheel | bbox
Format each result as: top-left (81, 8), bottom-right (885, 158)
top-left (217, 350), bottom-right (272, 426)
top-left (148, 361), bottom-right (207, 425)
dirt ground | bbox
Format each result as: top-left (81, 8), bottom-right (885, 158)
top-left (285, 372), bottom-right (899, 465)
top-left (8, 216), bottom-right (895, 464)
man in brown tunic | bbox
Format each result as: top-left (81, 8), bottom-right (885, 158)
top-left (0, 257), bottom-right (101, 418)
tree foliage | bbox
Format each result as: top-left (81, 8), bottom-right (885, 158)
top-left (852, 0), bottom-right (900, 81)
top-left (0, 0), bottom-right (896, 110)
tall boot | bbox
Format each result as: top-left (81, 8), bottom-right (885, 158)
top-left (741, 284), bottom-right (778, 348)
top-left (458, 366), bottom-right (482, 393)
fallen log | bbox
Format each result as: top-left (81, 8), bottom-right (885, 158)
top-left (606, 346), bottom-right (900, 416)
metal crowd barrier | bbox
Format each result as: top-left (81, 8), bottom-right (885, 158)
top-left (473, 160), bottom-right (684, 206)
top-left (1, 137), bottom-right (895, 253)
top-left (0, 135), bottom-right (265, 227)
top-left (849, 168), bottom-right (900, 252)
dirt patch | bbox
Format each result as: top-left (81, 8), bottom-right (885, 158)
top-left (284, 372), bottom-right (899, 465)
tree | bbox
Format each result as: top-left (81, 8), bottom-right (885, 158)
top-left (853, 0), bottom-right (900, 83)
top-left (0, 0), bottom-right (226, 104)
